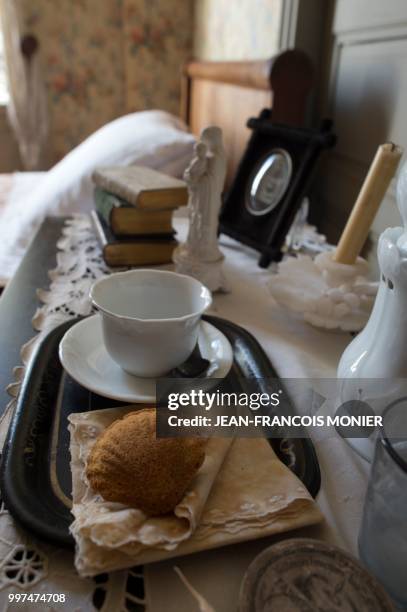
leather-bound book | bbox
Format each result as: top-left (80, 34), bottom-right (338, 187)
top-left (90, 211), bottom-right (177, 267)
top-left (94, 188), bottom-right (174, 236)
top-left (92, 166), bottom-right (188, 210)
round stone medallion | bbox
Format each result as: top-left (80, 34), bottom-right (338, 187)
top-left (239, 538), bottom-right (394, 612)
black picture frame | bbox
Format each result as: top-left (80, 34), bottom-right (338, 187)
top-left (219, 109), bottom-right (336, 267)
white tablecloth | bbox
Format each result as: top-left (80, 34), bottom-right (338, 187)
top-left (145, 220), bottom-right (371, 612)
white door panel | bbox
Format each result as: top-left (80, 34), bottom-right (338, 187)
top-left (334, 0), bottom-right (407, 33)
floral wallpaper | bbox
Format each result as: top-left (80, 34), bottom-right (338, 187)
top-left (14, 0), bottom-right (280, 163)
top-left (194, 0), bottom-right (282, 61)
top-left (123, 1), bottom-right (192, 114)
top-left (20, 0), bottom-right (193, 163)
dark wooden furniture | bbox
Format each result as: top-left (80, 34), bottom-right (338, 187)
top-left (181, 50), bottom-right (314, 187)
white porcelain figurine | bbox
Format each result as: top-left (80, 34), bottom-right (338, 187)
top-left (173, 126), bottom-right (227, 292)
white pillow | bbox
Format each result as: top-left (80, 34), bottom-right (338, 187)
top-left (0, 110), bottom-right (194, 280)
top-left (31, 109), bottom-right (194, 217)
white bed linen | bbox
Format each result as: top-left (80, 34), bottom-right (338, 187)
top-left (0, 110), bottom-right (195, 286)
top-left (0, 172), bottom-right (45, 286)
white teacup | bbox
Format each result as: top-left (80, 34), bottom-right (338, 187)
top-left (90, 269), bottom-right (212, 377)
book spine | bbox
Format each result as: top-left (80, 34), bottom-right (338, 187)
top-left (93, 188), bottom-right (123, 226)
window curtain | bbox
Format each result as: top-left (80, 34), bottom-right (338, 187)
top-left (0, 0), bottom-right (48, 170)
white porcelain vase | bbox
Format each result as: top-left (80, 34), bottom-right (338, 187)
top-left (337, 160), bottom-right (407, 459)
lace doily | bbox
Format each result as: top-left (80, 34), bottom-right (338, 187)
top-left (0, 215), bottom-right (146, 611)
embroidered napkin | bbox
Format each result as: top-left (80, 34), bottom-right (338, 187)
top-left (69, 407), bottom-right (323, 577)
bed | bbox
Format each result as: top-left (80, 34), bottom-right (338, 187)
top-left (181, 51), bottom-right (313, 187)
top-left (0, 50), bottom-right (313, 287)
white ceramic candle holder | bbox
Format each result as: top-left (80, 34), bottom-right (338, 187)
top-left (269, 251), bottom-right (378, 332)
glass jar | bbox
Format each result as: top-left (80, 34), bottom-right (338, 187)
top-left (359, 398), bottom-right (407, 607)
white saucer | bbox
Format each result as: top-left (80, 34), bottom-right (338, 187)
top-left (59, 314), bottom-right (233, 403)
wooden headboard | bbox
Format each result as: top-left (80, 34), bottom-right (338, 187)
top-left (180, 50), bottom-right (314, 187)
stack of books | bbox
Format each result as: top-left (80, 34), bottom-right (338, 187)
top-left (90, 166), bottom-right (188, 267)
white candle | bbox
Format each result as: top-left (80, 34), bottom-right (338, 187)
top-left (334, 143), bottom-right (403, 265)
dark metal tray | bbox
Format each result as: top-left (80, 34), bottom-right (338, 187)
top-left (0, 315), bottom-right (321, 548)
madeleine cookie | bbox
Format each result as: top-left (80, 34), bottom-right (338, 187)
top-left (86, 408), bottom-right (206, 516)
